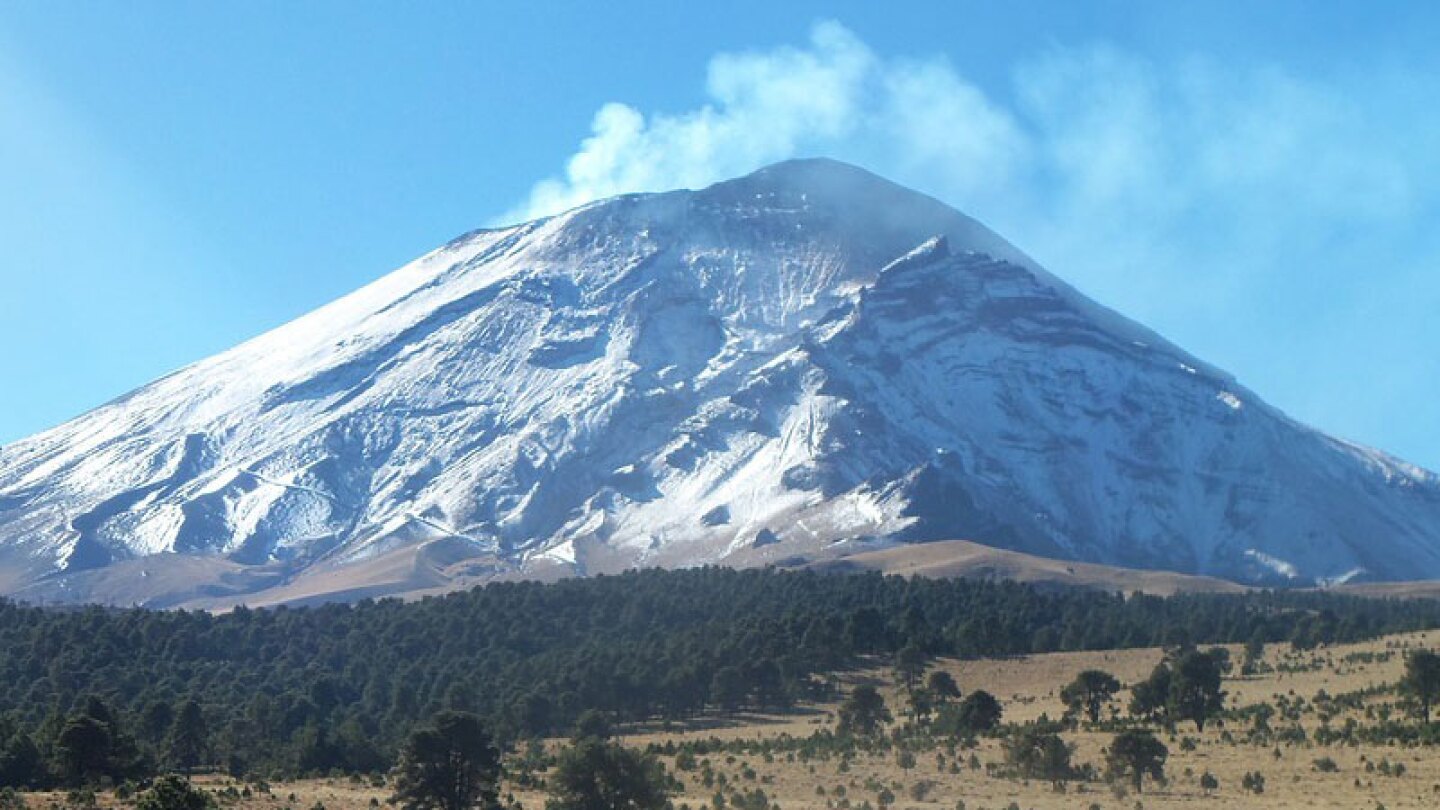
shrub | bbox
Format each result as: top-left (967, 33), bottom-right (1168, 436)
top-left (0, 788), bottom-right (26, 810)
top-left (1199, 771), bottom-right (1218, 794)
top-left (136, 777), bottom-right (214, 810)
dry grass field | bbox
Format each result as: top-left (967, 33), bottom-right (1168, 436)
top-left (612, 630), bottom-right (1440, 810)
top-left (18, 630), bottom-right (1440, 810)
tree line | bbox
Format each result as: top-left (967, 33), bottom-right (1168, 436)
top-left (2, 565), bottom-right (1440, 787)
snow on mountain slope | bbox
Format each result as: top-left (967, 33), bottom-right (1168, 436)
top-left (1, 158), bottom-right (1438, 605)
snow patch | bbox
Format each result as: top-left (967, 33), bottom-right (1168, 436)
top-left (1316, 568), bottom-right (1367, 587)
top-left (1245, 549), bottom-right (1299, 580)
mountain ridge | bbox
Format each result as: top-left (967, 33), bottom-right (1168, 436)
top-left (2, 158), bottom-right (1438, 605)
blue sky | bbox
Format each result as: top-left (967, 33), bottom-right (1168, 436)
top-left (2, 2), bottom-right (1438, 469)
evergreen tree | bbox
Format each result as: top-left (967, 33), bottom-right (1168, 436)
top-left (1002, 727), bottom-right (1073, 788)
top-left (52, 698), bottom-right (139, 787)
top-left (924, 671), bottom-right (961, 702)
top-left (1060, 670), bottom-right (1121, 725)
top-left (0, 733), bottom-right (41, 788)
top-left (164, 700), bottom-right (208, 774)
top-left (572, 711), bottom-right (614, 742)
top-left (906, 688), bottom-right (935, 723)
top-left (709, 666), bottom-right (748, 711)
top-left (747, 659), bottom-right (788, 709)
top-left (1402, 649), bottom-right (1440, 723)
top-left (1129, 663), bottom-right (1173, 724)
top-left (1170, 649), bottom-right (1226, 731)
top-left (1105, 729), bottom-right (1167, 793)
top-left (844, 607), bottom-right (887, 650)
top-left (545, 737), bottom-right (668, 810)
top-left (54, 715), bottom-right (112, 785)
top-left (511, 692), bottom-right (553, 738)
top-left (934, 690), bottom-right (1003, 738)
top-left (391, 712), bottom-right (501, 810)
top-left (334, 719), bottom-right (386, 773)
top-left (953, 690), bottom-right (1002, 735)
top-left (139, 701), bottom-right (175, 749)
top-left (1241, 632), bottom-right (1266, 675)
top-left (294, 723), bottom-right (342, 774)
top-left (836, 686), bottom-right (890, 738)
top-left (893, 645), bottom-right (928, 692)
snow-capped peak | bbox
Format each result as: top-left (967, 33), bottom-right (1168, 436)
top-left (1, 159), bottom-right (1438, 606)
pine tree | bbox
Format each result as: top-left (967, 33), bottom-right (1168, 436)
top-left (1060, 670), bottom-right (1121, 725)
top-left (1171, 649), bottom-right (1227, 731)
top-left (894, 645), bottom-right (928, 692)
top-left (391, 712), bottom-right (501, 810)
top-left (1402, 649), bottom-right (1440, 723)
top-left (836, 686), bottom-right (891, 738)
top-left (925, 671), bottom-right (961, 702)
top-left (1002, 727), bottom-right (1073, 788)
top-left (546, 737), bottom-right (668, 810)
top-left (1106, 730), bottom-right (1167, 793)
top-left (164, 700), bottom-right (209, 774)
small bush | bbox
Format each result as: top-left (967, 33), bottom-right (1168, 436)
top-left (137, 777), bottom-right (215, 810)
top-left (0, 788), bottom-right (26, 810)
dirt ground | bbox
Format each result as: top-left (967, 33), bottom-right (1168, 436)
top-left (19, 629), bottom-right (1440, 810)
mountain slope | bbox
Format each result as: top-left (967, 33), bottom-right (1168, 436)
top-left (2, 159), bottom-right (1438, 605)
top-left (797, 539), bottom-right (1249, 597)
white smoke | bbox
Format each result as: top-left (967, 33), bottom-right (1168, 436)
top-left (514, 22), bottom-right (878, 220)
top-left (506, 21), bottom-right (1440, 468)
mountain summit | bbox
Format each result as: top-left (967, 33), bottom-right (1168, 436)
top-left (3, 159), bottom-right (1438, 605)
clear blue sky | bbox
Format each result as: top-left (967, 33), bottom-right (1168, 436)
top-left (2, 2), bottom-right (1438, 469)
